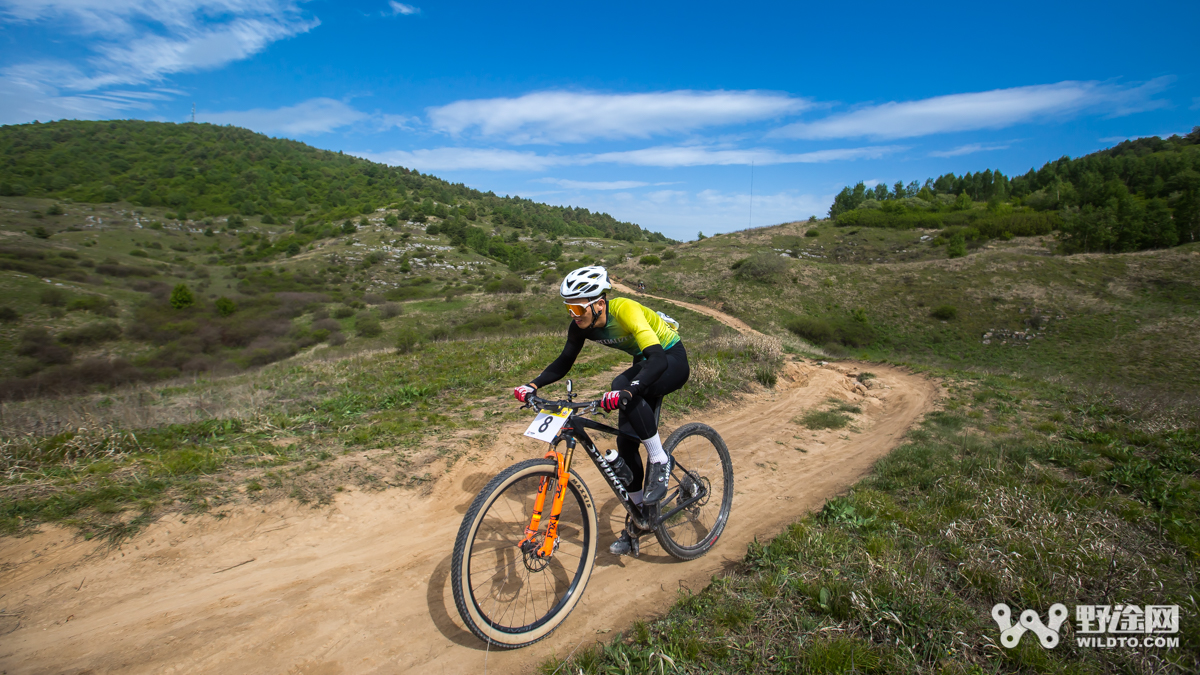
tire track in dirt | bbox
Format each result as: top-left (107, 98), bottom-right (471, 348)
top-left (0, 295), bottom-right (939, 675)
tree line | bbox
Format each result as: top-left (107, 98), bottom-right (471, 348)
top-left (828, 127), bottom-right (1200, 252)
top-left (0, 120), bottom-right (667, 242)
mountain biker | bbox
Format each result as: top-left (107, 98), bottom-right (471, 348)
top-left (513, 265), bottom-right (690, 556)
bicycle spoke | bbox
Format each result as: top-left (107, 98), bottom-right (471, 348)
top-left (459, 464), bottom-right (593, 636)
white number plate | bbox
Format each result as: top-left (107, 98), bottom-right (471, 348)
top-left (524, 409), bottom-right (568, 442)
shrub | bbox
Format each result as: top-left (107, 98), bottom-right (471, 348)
top-left (946, 232), bottom-right (967, 258)
top-left (0, 306), bottom-right (19, 322)
top-left (96, 263), bottom-right (154, 277)
top-left (170, 284), bottom-right (195, 309)
top-left (30, 226), bottom-right (50, 239)
top-left (58, 321), bottom-right (123, 345)
top-left (328, 331), bottom-right (346, 346)
top-left (805, 229), bottom-right (821, 237)
top-left (332, 306), bottom-right (354, 319)
top-left (17, 328), bottom-right (73, 365)
top-left (639, 255), bottom-right (661, 266)
top-left (311, 318), bottom-right (340, 333)
top-left (362, 293), bottom-right (385, 305)
top-left (486, 275), bottom-right (526, 294)
top-left (785, 314), bottom-right (876, 348)
top-left (395, 326), bottom-right (421, 353)
top-left (931, 305), bottom-right (958, 320)
top-left (660, 249), bottom-right (677, 260)
top-left (286, 242), bottom-right (300, 256)
top-left (785, 316), bottom-right (834, 345)
top-left (755, 364), bottom-right (778, 388)
top-left (356, 312), bottom-right (383, 338)
top-left (68, 295), bottom-right (117, 316)
top-left (379, 302), bottom-right (402, 318)
top-left (46, 203), bottom-right (63, 216)
top-left (735, 252), bottom-right (788, 282)
top-left (40, 287), bottom-right (69, 307)
top-left (130, 249), bottom-right (149, 257)
top-left (215, 297), bottom-right (238, 316)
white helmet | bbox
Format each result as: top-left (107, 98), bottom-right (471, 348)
top-left (559, 265), bottom-right (611, 301)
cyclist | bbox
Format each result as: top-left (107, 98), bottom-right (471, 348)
top-left (513, 266), bottom-right (690, 555)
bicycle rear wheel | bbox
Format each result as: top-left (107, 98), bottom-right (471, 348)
top-left (653, 423), bottom-right (733, 560)
top-left (451, 458), bottom-right (598, 648)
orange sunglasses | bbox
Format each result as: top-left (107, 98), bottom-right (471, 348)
top-left (565, 297), bottom-right (603, 316)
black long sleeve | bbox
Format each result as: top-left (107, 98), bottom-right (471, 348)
top-left (626, 343), bottom-right (667, 397)
top-left (530, 321), bottom-right (586, 388)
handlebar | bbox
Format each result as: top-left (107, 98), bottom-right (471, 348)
top-left (524, 394), bottom-right (601, 414)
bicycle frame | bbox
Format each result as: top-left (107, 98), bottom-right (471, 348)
top-left (518, 396), bottom-right (709, 562)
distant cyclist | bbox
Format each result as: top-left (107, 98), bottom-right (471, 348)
top-left (513, 266), bottom-right (689, 555)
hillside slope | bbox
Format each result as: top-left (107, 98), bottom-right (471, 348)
top-left (0, 120), bottom-right (665, 243)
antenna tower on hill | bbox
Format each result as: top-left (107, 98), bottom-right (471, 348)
top-left (191, 103), bottom-right (195, 124)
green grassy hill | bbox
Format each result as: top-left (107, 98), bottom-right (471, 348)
top-left (828, 128), bottom-right (1200, 254)
top-left (0, 120), bottom-right (680, 398)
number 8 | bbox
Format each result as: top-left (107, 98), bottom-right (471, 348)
top-left (538, 416), bottom-right (553, 433)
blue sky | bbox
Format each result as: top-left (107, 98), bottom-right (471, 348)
top-left (1, 0), bottom-right (1197, 241)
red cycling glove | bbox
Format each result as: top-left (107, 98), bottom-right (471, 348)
top-left (513, 384), bottom-right (535, 402)
top-left (600, 390), bottom-right (622, 411)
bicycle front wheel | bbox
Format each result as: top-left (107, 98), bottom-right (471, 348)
top-left (451, 458), bottom-right (598, 648)
top-left (654, 423), bottom-right (734, 560)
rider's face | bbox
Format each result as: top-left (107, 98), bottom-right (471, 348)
top-left (572, 298), bottom-right (606, 329)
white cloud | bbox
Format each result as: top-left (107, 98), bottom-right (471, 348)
top-left (928, 142), bottom-right (1011, 158)
top-left (78, 16), bottom-right (318, 90)
top-left (427, 90), bottom-right (811, 144)
top-left (202, 98), bottom-right (370, 135)
top-left (0, 74), bottom-right (165, 123)
top-left (360, 144), bottom-right (904, 171)
top-left (588, 144), bottom-right (905, 167)
top-left (771, 79), bottom-right (1172, 140)
top-left (360, 147), bottom-right (571, 172)
top-left (0, 0), bottom-right (316, 123)
top-left (388, 1), bottom-right (419, 15)
top-left (535, 178), bottom-right (652, 190)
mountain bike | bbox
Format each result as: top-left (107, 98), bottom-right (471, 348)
top-left (450, 380), bottom-right (734, 648)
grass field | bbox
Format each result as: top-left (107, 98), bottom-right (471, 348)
top-left (542, 371), bottom-right (1200, 673)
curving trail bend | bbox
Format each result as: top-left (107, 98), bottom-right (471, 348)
top-left (0, 291), bottom-right (939, 675)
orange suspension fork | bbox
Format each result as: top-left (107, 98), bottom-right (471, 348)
top-left (517, 437), bottom-right (575, 558)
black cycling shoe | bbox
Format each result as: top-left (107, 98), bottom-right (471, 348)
top-left (643, 457), bottom-right (673, 504)
top-left (609, 514), bottom-right (650, 556)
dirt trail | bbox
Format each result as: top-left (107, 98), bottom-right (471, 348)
top-left (0, 293), bottom-right (939, 675)
top-left (611, 281), bottom-right (759, 335)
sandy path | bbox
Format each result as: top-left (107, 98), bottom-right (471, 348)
top-left (0, 295), bottom-right (939, 675)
